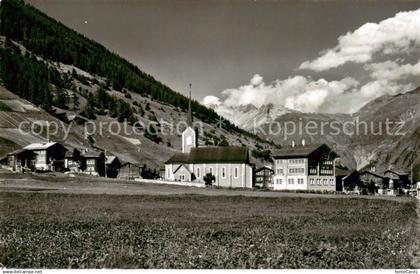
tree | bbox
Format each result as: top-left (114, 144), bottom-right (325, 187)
top-left (41, 88), bottom-right (52, 112)
top-left (72, 92), bottom-right (80, 110)
top-left (144, 123), bottom-right (162, 144)
top-left (218, 135), bottom-right (229, 147)
top-left (82, 93), bottom-right (96, 119)
top-left (54, 88), bottom-right (68, 109)
top-left (203, 173), bottom-right (215, 186)
top-left (95, 86), bottom-right (108, 110)
top-left (138, 104), bottom-right (145, 116)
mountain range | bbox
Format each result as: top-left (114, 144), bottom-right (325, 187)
top-left (0, 0), bottom-right (418, 178)
top-left (211, 88), bottom-right (420, 174)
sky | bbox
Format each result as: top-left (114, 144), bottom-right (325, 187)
top-left (28, 0), bottom-right (420, 114)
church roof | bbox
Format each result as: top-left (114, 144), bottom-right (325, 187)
top-left (165, 146), bottom-right (249, 164)
top-left (165, 153), bottom-right (191, 164)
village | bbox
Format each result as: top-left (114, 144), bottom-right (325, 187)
top-left (1, 95), bottom-right (419, 198)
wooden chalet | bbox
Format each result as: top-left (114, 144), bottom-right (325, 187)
top-left (254, 166), bottom-right (274, 189)
top-left (105, 156), bottom-right (121, 178)
top-left (82, 151), bottom-right (105, 176)
top-left (23, 142), bottom-right (67, 172)
top-left (118, 162), bottom-right (141, 180)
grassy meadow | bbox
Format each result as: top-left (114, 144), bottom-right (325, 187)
top-left (0, 192), bottom-right (417, 268)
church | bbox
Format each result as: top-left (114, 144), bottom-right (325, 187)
top-left (164, 91), bottom-right (254, 188)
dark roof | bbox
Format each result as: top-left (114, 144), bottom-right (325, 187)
top-left (7, 148), bottom-right (27, 156)
top-left (105, 156), bottom-right (120, 165)
top-left (119, 162), bottom-right (141, 168)
top-left (255, 166), bottom-right (274, 173)
top-left (83, 151), bottom-right (104, 158)
top-left (384, 170), bottom-right (409, 176)
top-left (173, 164), bottom-right (191, 174)
top-left (7, 148), bottom-right (35, 156)
top-left (360, 170), bottom-right (385, 179)
top-left (165, 146), bottom-right (249, 164)
top-left (335, 167), bottom-right (353, 177)
top-left (165, 153), bottom-right (191, 164)
top-left (273, 144), bottom-right (335, 158)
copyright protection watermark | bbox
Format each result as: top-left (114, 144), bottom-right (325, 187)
top-left (1, 269), bottom-right (42, 274)
top-left (16, 115), bottom-right (407, 143)
top-left (395, 270), bottom-right (418, 274)
top-left (249, 116), bottom-right (407, 141)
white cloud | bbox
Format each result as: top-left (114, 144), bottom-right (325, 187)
top-left (202, 95), bottom-right (221, 107)
top-left (204, 74), bottom-right (362, 113)
top-left (204, 72), bottom-right (417, 114)
top-left (250, 74), bottom-right (263, 86)
top-left (204, 8), bottom-right (420, 117)
top-left (300, 9), bottom-right (420, 71)
top-left (364, 60), bottom-right (420, 81)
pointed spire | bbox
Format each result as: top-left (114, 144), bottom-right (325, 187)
top-left (187, 83), bottom-right (193, 127)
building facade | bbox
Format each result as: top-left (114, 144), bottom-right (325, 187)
top-left (118, 162), bottom-right (141, 180)
top-left (272, 143), bottom-right (337, 191)
top-left (164, 90), bottom-right (254, 188)
top-left (165, 147), bottom-right (254, 188)
top-left (6, 149), bottom-right (36, 172)
top-left (23, 142), bottom-right (67, 172)
top-left (83, 151), bottom-right (105, 176)
top-left (64, 148), bottom-right (84, 173)
top-left (254, 166), bottom-right (274, 189)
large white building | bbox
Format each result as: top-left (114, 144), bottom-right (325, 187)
top-left (165, 92), bottom-right (254, 188)
top-left (272, 142), bottom-right (337, 191)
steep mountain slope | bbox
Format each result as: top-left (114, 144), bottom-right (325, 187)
top-left (349, 87), bottom-right (420, 172)
top-left (213, 104), bottom-right (296, 131)
top-left (0, 0), bottom-right (278, 168)
top-left (215, 87), bottom-right (420, 173)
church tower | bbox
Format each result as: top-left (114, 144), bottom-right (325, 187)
top-left (182, 84), bottom-right (197, 153)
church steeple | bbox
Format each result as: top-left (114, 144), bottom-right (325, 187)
top-left (187, 83), bottom-right (193, 127)
top-left (182, 83), bottom-right (197, 153)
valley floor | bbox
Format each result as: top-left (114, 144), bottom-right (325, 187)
top-left (0, 172), bottom-right (411, 201)
top-left (0, 174), bottom-right (418, 268)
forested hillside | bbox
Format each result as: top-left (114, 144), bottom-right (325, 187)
top-left (0, 0), bottom-right (279, 167)
top-left (0, 0), bottom-right (275, 144)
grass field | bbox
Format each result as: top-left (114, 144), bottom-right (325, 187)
top-left (0, 192), bottom-right (417, 269)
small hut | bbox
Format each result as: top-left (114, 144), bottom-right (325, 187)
top-left (118, 162), bottom-right (141, 180)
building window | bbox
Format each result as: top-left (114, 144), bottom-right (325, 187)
top-left (330, 179), bottom-right (335, 185)
top-left (310, 178), bottom-right (315, 185)
top-left (289, 159), bottom-right (305, 164)
top-left (234, 167), bottom-right (238, 178)
top-left (298, 178), bottom-right (304, 184)
top-left (277, 179), bottom-right (282, 184)
top-left (289, 168), bottom-right (304, 174)
top-left (323, 179), bottom-right (327, 185)
top-left (276, 168), bottom-right (283, 175)
top-left (196, 167), bottom-right (200, 178)
top-left (309, 168), bottom-right (317, 175)
top-left (221, 167), bottom-right (226, 178)
top-left (288, 178), bottom-right (294, 184)
top-left (316, 179), bottom-right (321, 185)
